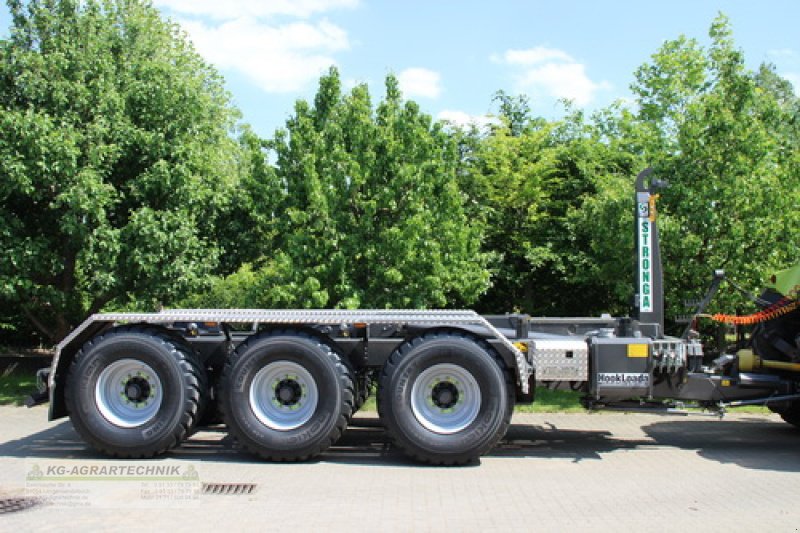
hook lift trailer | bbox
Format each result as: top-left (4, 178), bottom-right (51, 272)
top-left (35, 169), bottom-right (800, 465)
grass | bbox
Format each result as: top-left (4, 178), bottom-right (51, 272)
top-left (357, 386), bottom-right (769, 415)
top-left (361, 395), bottom-right (378, 413)
top-left (0, 367), bottom-right (38, 406)
top-left (357, 387), bottom-right (586, 414)
top-left (0, 364), bottom-right (771, 415)
top-left (515, 387), bottom-right (587, 413)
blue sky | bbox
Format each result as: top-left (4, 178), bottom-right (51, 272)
top-left (2, 1), bottom-right (799, 136)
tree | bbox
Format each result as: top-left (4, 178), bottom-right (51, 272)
top-left (492, 90), bottom-right (536, 137)
top-left (570, 15), bottom-right (800, 328)
top-left (463, 113), bottom-right (554, 314)
top-left (463, 98), bottom-right (644, 316)
top-left (0, 0), bottom-right (241, 343)
top-left (199, 68), bottom-right (490, 310)
top-left (639, 16), bottom-right (799, 321)
top-left (213, 125), bottom-right (282, 275)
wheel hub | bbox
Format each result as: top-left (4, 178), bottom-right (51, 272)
top-left (276, 379), bottom-right (302, 406)
top-left (124, 376), bottom-right (152, 403)
top-left (410, 363), bottom-right (481, 435)
top-left (249, 362), bottom-right (319, 431)
top-left (95, 359), bottom-right (163, 428)
top-left (432, 382), bottom-right (459, 409)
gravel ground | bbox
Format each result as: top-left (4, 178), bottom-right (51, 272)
top-left (1, 405), bottom-right (799, 532)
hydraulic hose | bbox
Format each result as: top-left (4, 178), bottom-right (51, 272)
top-left (711, 285), bottom-right (800, 325)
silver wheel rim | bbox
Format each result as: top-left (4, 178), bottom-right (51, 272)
top-left (410, 363), bottom-right (481, 434)
top-left (249, 361), bottom-right (318, 431)
top-left (95, 359), bottom-right (163, 428)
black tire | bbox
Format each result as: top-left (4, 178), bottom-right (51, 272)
top-left (65, 325), bottom-right (206, 458)
top-left (184, 348), bottom-right (211, 432)
top-left (769, 401), bottom-right (800, 428)
top-left (377, 332), bottom-right (514, 465)
top-left (219, 330), bottom-right (353, 461)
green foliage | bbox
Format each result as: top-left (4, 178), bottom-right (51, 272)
top-left (557, 15), bottom-right (799, 330)
top-left (466, 103), bottom-right (644, 315)
top-left (636, 15), bottom-right (799, 324)
top-left (196, 68), bottom-right (490, 310)
top-left (212, 126), bottom-right (283, 275)
top-left (456, 15), bottom-right (798, 323)
top-left (1, 5), bottom-right (796, 346)
top-left (0, 0), bottom-right (241, 342)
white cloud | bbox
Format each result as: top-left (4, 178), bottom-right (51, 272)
top-left (437, 110), bottom-right (499, 130)
top-left (155, 0), bottom-right (355, 94)
top-left (180, 17), bottom-right (349, 93)
top-left (397, 68), bottom-right (443, 99)
top-left (154, 0), bottom-right (359, 21)
top-left (494, 46), bottom-right (574, 66)
top-left (518, 62), bottom-right (612, 107)
top-left (494, 46), bottom-right (611, 106)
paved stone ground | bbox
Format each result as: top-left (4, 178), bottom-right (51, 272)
top-left (1, 405), bottom-right (799, 531)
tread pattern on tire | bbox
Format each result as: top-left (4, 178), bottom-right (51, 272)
top-left (219, 329), bottom-right (354, 462)
top-left (772, 401), bottom-right (800, 428)
top-left (65, 324), bottom-right (207, 458)
top-left (377, 331), bottom-right (514, 465)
